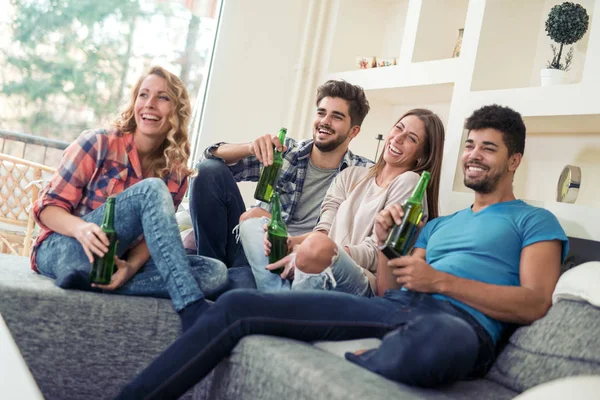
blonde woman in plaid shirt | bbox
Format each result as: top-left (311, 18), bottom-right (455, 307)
top-left (32, 66), bottom-right (223, 331)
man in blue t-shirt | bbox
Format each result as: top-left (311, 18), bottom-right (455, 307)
top-left (374, 104), bottom-right (568, 346)
top-left (116, 105), bottom-right (568, 399)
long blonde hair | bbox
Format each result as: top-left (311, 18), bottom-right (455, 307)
top-left (114, 66), bottom-right (193, 179)
top-left (366, 109), bottom-right (445, 219)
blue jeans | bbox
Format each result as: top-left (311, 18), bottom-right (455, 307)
top-left (189, 159), bottom-right (249, 269)
top-left (36, 178), bottom-right (226, 311)
top-left (241, 217), bottom-right (373, 296)
top-left (240, 216), bottom-right (291, 291)
top-left (116, 290), bottom-right (496, 399)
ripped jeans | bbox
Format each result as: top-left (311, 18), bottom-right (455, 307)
top-left (240, 217), bottom-right (373, 297)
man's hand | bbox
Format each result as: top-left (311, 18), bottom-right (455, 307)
top-left (92, 256), bottom-right (139, 291)
top-left (248, 134), bottom-right (287, 166)
top-left (266, 252), bottom-right (296, 280)
top-left (240, 207), bottom-right (271, 223)
top-left (374, 204), bottom-right (404, 245)
top-left (388, 256), bottom-right (445, 293)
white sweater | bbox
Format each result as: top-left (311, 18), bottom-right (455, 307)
top-left (314, 166), bottom-right (428, 273)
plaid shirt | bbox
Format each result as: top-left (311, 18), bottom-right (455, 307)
top-left (203, 137), bottom-right (373, 221)
top-left (31, 128), bottom-right (188, 271)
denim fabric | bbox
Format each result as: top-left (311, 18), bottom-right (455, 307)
top-left (116, 289), bottom-right (496, 399)
top-left (242, 218), bottom-right (372, 296)
top-left (189, 159), bottom-right (249, 268)
top-left (240, 216), bottom-right (291, 291)
top-left (290, 264), bottom-right (337, 291)
top-left (207, 266), bottom-right (258, 301)
top-left (36, 178), bottom-right (220, 311)
top-left (292, 244), bottom-right (373, 297)
top-left (115, 255), bottom-right (227, 300)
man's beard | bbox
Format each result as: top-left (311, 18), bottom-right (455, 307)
top-left (313, 128), bottom-right (349, 152)
top-left (463, 163), bottom-right (506, 194)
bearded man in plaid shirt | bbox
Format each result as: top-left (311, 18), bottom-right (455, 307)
top-left (185, 80), bottom-right (372, 290)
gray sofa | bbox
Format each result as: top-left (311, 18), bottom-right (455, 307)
top-left (1, 236), bottom-right (599, 400)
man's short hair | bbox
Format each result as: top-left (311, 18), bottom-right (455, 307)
top-left (316, 80), bottom-right (370, 127)
top-left (465, 104), bottom-right (526, 156)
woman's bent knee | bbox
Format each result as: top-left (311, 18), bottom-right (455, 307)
top-left (295, 233), bottom-right (337, 274)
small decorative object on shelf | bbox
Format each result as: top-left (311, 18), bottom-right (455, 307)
top-left (541, 2), bottom-right (589, 86)
top-left (452, 28), bottom-right (464, 58)
top-left (556, 164), bottom-right (581, 203)
top-left (377, 57), bottom-right (397, 67)
top-left (356, 56), bottom-right (377, 69)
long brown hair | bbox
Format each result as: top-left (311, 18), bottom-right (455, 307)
top-left (366, 109), bottom-right (445, 219)
top-left (114, 65), bottom-right (193, 179)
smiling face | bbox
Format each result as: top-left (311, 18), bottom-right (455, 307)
top-left (382, 115), bottom-right (426, 168)
top-left (312, 96), bottom-right (358, 152)
top-left (462, 128), bottom-right (520, 194)
top-left (133, 74), bottom-right (173, 140)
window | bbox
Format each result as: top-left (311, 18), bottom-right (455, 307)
top-left (0, 0), bottom-right (222, 166)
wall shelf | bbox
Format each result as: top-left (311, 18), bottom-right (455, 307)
top-left (412, 0), bottom-right (469, 62)
top-left (326, 0), bottom-right (409, 75)
top-left (464, 84), bottom-right (599, 117)
top-left (327, 58), bottom-right (460, 91)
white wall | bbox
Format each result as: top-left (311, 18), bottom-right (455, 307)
top-left (471, 0), bottom-right (545, 91)
top-left (197, 0), bottom-right (309, 153)
top-left (413, 0), bottom-right (469, 62)
top-left (196, 0), bottom-right (312, 204)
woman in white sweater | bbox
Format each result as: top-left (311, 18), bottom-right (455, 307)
top-left (262, 108), bottom-right (445, 296)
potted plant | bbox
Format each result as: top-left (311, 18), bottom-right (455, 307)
top-left (541, 2), bottom-right (589, 86)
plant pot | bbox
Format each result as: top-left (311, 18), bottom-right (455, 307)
top-left (540, 68), bottom-right (566, 86)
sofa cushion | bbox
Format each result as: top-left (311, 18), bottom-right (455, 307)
top-left (0, 254), bottom-right (194, 400)
top-left (486, 299), bottom-right (600, 393)
top-left (553, 261), bottom-right (600, 307)
top-left (197, 335), bottom-right (516, 400)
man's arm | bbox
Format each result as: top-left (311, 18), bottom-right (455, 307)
top-left (391, 240), bottom-right (562, 325)
top-left (211, 143), bottom-right (254, 165)
top-left (211, 134), bottom-right (286, 166)
top-left (438, 240), bottom-right (561, 324)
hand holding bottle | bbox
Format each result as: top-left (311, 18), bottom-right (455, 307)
top-left (249, 133), bottom-right (288, 166)
top-left (374, 204), bottom-right (405, 246)
top-left (92, 256), bottom-right (138, 290)
top-left (254, 128), bottom-right (288, 202)
top-left (73, 221), bottom-right (110, 263)
top-left (265, 252), bottom-right (296, 280)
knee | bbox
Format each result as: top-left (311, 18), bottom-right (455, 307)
top-left (137, 178), bottom-right (173, 210)
top-left (349, 314), bottom-right (478, 387)
top-left (239, 217), bottom-right (265, 240)
top-left (295, 232), bottom-right (337, 274)
top-left (215, 289), bottom-right (263, 319)
top-left (192, 159), bottom-right (230, 187)
top-left (240, 207), bottom-right (269, 223)
top-left (139, 177), bottom-right (170, 196)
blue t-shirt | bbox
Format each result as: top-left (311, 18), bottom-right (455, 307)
top-left (414, 200), bottom-right (569, 343)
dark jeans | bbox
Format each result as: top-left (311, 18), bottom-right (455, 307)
top-left (189, 159), bottom-right (249, 269)
top-left (116, 290), bottom-right (496, 399)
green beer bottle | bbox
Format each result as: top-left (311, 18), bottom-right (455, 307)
top-left (267, 192), bottom-right (288, 274)
top-left (89, 197), bottom-right (118, 284)
top-left (380, 171), bottom-right (431, 259)
top-left (254, 127), bottom-right (287, 202)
